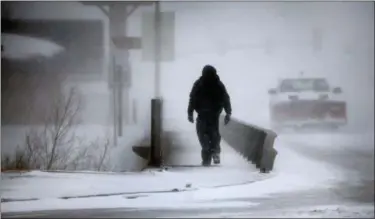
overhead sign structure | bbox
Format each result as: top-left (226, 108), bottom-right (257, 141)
top-left (112, 36), bottom-right (142, 50)
top-left (141, 11), bottom-right (175, 62)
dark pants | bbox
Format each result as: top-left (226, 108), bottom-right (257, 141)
top-left (196, 113), bottom-right (221, 162)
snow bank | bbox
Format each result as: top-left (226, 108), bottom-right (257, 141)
top-left (273, 136), bottom-right (346, 180)
top-left (1, 138), bottom-right (267, 213)
top-left (1, 124), bottom-right (148, 172)
top-left (186, 204), bottom-right (375, 218)
top-left (1, 127), bottom-right (365, 214)
top-left (169, 132), bottom-right (347, 204)
top-left (2, 194), bottom-right (255, 213)
top-left (183, 172), bottom-right (335, 203)
top-left (1, 167), bottom-right (265, 213)
top-left (152, 135), bottom-right (345, 203)
top-left (279, 132), bottom-right (374, 151)
top-left (0, 165), bottom-right (266, 201)
top-left (266, 204), bottom-right (375, 218)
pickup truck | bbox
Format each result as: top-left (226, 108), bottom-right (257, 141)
top-left (268, 77), bottom-right (347, 131)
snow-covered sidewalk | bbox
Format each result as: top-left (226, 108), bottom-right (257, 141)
top-left (1, 138), bottom-right (269, 213)
top-left (0, 168), bottom-right (349, 214)
top-left (1, 168), bottom-right (274, 212)
top-left (1, 167), bottom-right (268, 201)
top-left (2, 132), bottom-right (370, 215)
top-left (1, 137), bottom-right (264, 201)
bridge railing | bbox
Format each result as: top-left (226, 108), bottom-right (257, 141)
top-left (219, 115), bottom-right (278, 173)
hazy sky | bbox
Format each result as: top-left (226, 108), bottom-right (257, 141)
top-left (3, 1), bottom-right (374, 130)
top-left (2, 1), bottom-right (374, 174)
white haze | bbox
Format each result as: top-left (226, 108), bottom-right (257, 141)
top-left (2, 1), bottom-right (374, 170)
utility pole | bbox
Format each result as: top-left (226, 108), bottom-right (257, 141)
top-left (148, 1), bottom-right (163, 167)
top-left (82, 2), bottom-right (171, 167)
top-left (154, 1), bottom-right (161, 98)
top-left (114, 64), bottom-right (124, 136)
top-left (111, 55), bottom-right (118, 145)
top-left (109, 4), bottom-right (129, 137)
top-left (81, 1), bottom-right (149, 142)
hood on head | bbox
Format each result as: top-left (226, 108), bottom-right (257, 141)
top-left (201, 65), bottom-right (219, 81)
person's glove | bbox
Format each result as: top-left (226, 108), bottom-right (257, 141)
top-left (224, 114), bottom-right (231, 125)
top-left (188, 114), bottom-right (194, 123)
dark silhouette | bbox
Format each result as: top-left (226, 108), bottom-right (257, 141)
top-left (187, 65), bottom-right (232, 166)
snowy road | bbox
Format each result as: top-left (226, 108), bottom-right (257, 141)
top-left (2, 183), bottom-right (373, 218)
top-left (2, 132), bottom-right (374, 218)
top-left (4, 204), bottom-right (373, 218)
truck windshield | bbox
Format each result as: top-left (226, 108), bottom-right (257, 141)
top-left (279, 78), bottom-right (330, 92)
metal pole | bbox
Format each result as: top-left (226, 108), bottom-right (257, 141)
top-left (120, 10), bottom-right (130, 130)
top-left (109, 4), bottom-right (129, 137)
top-left (123, 68), bottom-right (130, 125)
top-left (112, 56), bottom-right (118, 145)
top-left (149, 1), bottom-right (163, 167)
top-left (117, 66), bottom-right (123, 137)
top-left (154, 1), bottom-right (161, 98)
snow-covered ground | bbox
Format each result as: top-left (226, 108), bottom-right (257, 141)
top-left (3, 131), bottom-right (371, 216)
top-left (1, 124), bottom-right (149, 172)
top-left (1, 139), bottom-right (267, 210)
top-left (280, 131), bottom-right (374, 151)
top-left (0, 166), bottom-right (333, 213)
top-left (1, 166), bottom-right (268, 212)
top-left (1, 166), bottom-right (267, 201)
top-left (186, 204), bottom-right (375, 218)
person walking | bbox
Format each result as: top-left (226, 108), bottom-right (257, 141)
top-left (187, 65), bottom-right (232, 166)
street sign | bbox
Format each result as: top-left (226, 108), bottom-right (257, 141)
top-left (112, 36), bottom-right (142, 50)
top-left (141, 11), bottom-right (175, 62)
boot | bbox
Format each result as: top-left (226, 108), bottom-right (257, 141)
top-left (212, 153), bottom-right (220, 164)
top-left (201, 150), bottom-right (212, 166)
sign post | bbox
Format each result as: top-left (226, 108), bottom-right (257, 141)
top-left (82, 1), bottom-right (149, 141)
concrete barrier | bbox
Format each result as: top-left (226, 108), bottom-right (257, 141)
top-left (132, 132), bottom-right (176, 168)
top-left (219, 115), bottom-right (278, 173)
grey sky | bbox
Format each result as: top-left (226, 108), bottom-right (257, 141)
top-left (3, 1), bottom-right (374, 130)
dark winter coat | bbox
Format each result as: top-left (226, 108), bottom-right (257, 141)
top-left (187, 65), bottom-right (232, 117)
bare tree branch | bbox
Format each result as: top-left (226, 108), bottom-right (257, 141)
top-left (97, 138), bottom-right (110, 171)
top-left (2, 69), bottom-right (117, 172)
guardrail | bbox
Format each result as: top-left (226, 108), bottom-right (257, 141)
top-left (219, 115), bottom-right (278, 173)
